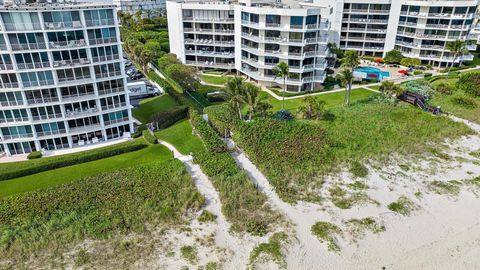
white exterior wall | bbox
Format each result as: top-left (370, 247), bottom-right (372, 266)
top-left (167, 1), bottom-right (185, 62)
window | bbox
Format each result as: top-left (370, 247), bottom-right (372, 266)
top-left (0, 12), bottom-right (40, 31)
top-left (290, 16), bottom-right (303, 26)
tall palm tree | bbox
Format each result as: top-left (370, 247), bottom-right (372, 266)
top-left (225, 76), bottom-right (246, 120)
top-left (338, 69), bottom-right (354, 107)
top-left (446, 40), bottom-right (467, 72)
top-left (341, 51), bottom-right (360, 106)
top-left (273, 62), bottom-right (289, 111)
top-left (243, 82), bottom-right (265, 121)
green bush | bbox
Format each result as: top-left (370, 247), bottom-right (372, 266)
top-left (423, 73), bottom-right (433, 78)
top-left (0, 140), bottom-right (147, 181)
top-left (436, 82), bottom-right (453, 95)
top-left (131, 131), bottom-right (142, 138)
top-left (457, 71), bottom-right (480, 96)
top-left (189, 109), bottom-right (227, 153)
top-left (152, 106), bottom-right (188, 129)
top-left (401, 80), bottom-right (435, 99)
top-left (27, 151), bottom-right (42, 160)
top-left (142, 130), bottom-right (157, 144)
top-left (0, 160), bottom-right (204, 265)
top-left (350, 161), bottom-right (368, 177)
top-left (452, 96), bottom-right (478, 108)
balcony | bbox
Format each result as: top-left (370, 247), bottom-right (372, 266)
top-left (184, 17), bottom-right (233, 23)
top-left (62, 92), bottom-right (96, 102)
top-left (0, 116), bottom-right (29, 123)
top-left (95, 71), bottom-right (122, 79)
top-left (11, 42), bottom-right (47, 51)
top-left (101, 102), bottom-right (127, 111)
top-left (65, 107), bottom-right (100, 118)
top-left (241, 20), bottom-right (259, 27)
top-left (22, 80), bottom-right (55, 88)
top-left (0, 82), bottom-right (20, 89)
top-left (89, 37), bottom-right (118, 45)
top-left (3, 23), bottom-right (42, 31)
top-left (53, 58), bottom-right (90, 68)
top-left (185, 60), bottom-right (235, 69)
top-left (104, 117), bottom-right (129, 126)
top-left (48, 39), bottom-right (87, 49)
top-left (98, 87), bottom-right (125, 96)
top-left (185, 38), bottom-right (235, 46)
top-left (91, 54), bottom-right (120, 63)
top-left (58, 75), bottom-right (92, 85)
top-left (85, 19), bottom-right (115, 27)
top-left (68, 124), bottom-right (102, 134)
top-left (31, 113), bottom-right (63, 121)
top-left (36, 129), bottom-right (67, 138)
top-left (185, 50), bottom-right (234, 58)
top-left (44, 21), bottom-right (83, 30)
top-left (27, 97), bottom-right (59, 105)
top-left (3, 133), bottom-right (34, 140)
top-left (17, 61), bottom-right (50, 70)
top-left (0, 100), bottom-right (24, 107)
top-left (0, 63), bottom-right (14, 70)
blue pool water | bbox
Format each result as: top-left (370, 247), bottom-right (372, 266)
top-left (354, 66), bottom-right (390, 80)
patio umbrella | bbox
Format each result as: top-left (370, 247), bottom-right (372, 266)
top-left (398, 70), bottom-right (409, 74)
top-left (374, 59), bottom-right (384, 63)
top-left (368, 74), bottom-right (378, 79)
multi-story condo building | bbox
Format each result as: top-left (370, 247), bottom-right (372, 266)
top-left (167, 0), bottom-right (479, 91)
top-left (0, 1), bottom-right (133, 156)
top-left (113, 0), bottom-right (166, 15)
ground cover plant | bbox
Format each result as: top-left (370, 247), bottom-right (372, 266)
top-left (0, 160), bottom-right (204, 267)
top-left (143, 130), bottom-right (158, 144)
top-left (0, 144), bottom-right (172, 198)
top-left (0, 140), bottom-right (148, 181)
top-left (189, 110), bottom-right (279, 235)
top-left (132, 94), bottom-right (178, 123)
top-left (248, 232), bottom-right (289, 269)
top-left (205, 100), bottom-right (471, 202)
top-left (387, 196), bottom-right (418, 216)
top-left (200, 74), bottom-right (229, 85)
top-left (345, 217), bottom-right (385, 240)
top-left (311, 221), bottom-right (342, 252)
top-left (155, 119), bottom-right (204, 155)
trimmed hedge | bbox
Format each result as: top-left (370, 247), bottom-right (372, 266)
top-left (27, 151), bottom-right (42, 160)
top-left (189, 109), bottom-right (227, 153)
top-left (152, 106), bottom-right (188, 130)
top-left (143, 130), bottom-right (158, 144)
top-left (457, 70), bottom-right (480, 96)
top-left (0, 140), bottom-right (147, 181)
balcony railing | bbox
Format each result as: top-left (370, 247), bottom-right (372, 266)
top-left (101, 102), bottom-right (127, 111)
top-left (0, 82), bottom-right (19, 89)
top-left (62, 92), bottom-right (96, 102)
top-left (31, 113), bottom-right (63, 121)
top-left (27, 97), bottom-right (59, 105)
top-left (85, 19), bottom-right (115, 27)
top-left (92, 54), bottom-right (120, 63)
top-left (98, 87), bottom-right (125, 96)
top-left (22, 80), bottom-right (55, 88)
top-left (3, 133), bottom-right (34, 140)
top-left (65, 107), bottom-right (100, 118)
top-left (185, 50), bottom-right (234, 58)
top-left (44, 21), bottom-right (83, 30)
top-left (49, 39), bottom-right (87, 49)
top-left (36, 129), bottom-right (67, 137)
top-left (0, 44), bottom-right (7, 51)
top-left (17, 61), bottom-right (50, 70)
top-left (3, 23), bottom-right (42, 31)
top-left (0, 100), bottom-right (24, 106)
top-left (53, 58), bottom-right (90, 68)
top-left (89, 37), bottom-right (118, 45)
top-left (0, 116), bottom-right (29, 123)
top-left (68, 124), bottom-right (102, 134)
top-left (104, 117), bottom-right (129, 126)
top-left (11, 42), bottom-right (47, 51)
top-left (184, 17), bottom-right (233, 22)
top-left (58, 75), bottom-right (91, 84)
top-left (185, 38), bottom-right (235, 46)
top-left (185, 60), bottom-right (235, 69)
top-left (95, 71), bottom-right (122, 79)
top-left (0, 63), bottom-right (14, 70)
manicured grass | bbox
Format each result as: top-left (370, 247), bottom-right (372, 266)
top-left (0, 144), bottom-right (173, 198)
top-left (261, 88), bottom-right (377, 113)
top-left (200, 74), bottom-right (229, 85)
top-left (203, 70), bottom-right (224, 75)
top-left (368, 85), bottom-right (380, 90)
top-left (155, 119), bottom-right (204, 155)
top-left (132, 94), bottom-right (178, 123)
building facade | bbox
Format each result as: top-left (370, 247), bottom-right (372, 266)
top-left (167, 0), bottom-right (479, 90)
top-left (113, 0), bottom-right (166, 16)
top-left (0, 2), bottom-right (133, 155)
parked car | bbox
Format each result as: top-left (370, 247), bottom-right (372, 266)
top-left (125, 60), bottom-right (132, 67)
top-left (126, 68), bottom-right (137, 76)
top-left (130, 73), bottom-right (144, 80)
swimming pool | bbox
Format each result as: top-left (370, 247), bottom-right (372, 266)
top-left (354, 66), bottom-right (390, 80)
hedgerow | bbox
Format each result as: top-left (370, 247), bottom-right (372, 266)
top-left (0, 140), bottom-right (147, 181)
top-left (189, 110), bottom-right (277, 235)
top-left (152, 106), bottom-right (188, 129)
top-left (0, 160), bottom-right (204, 266)
top-left (143, 130), bottom-right (158, 144)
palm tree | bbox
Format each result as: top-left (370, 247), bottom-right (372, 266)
top-left (243, 82), bottom-right (266, 121)
top-left (341, 51), bottom-right (360, 106)
top-left (446, 40), bottom-right (467, 72)
top-left (225, 76), bottom-right (246, 120)
top-left (273, 62), bottom-right (289, 111)
top-left (338, 69), bottom-right (354, 107)
top-left (297, 96), bottom-right (326, 120)
top-left (379, 80), bottom-right (404, 96)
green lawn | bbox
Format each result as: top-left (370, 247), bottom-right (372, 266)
top-left (200, 74), bottom-right (229, 85)
top-left (368, 85), bottom-right (380, 90)
top-left (0, 144), bottom-right (173, 198)
top-left (155, 119), bottom-right (204, 155)
top-left (203, 70), bottom-right (224, 75)
top-left (261, 88), bottom-right (377, 112)
top-left (132, 94), bottom-right (178, 123)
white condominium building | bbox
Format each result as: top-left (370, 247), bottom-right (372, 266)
top-left (0, 1), bottom-right (133, 156)
top-left (113, 0), bottom-right (166, 15)
top-left (168, 0), bottom-right (479, 91)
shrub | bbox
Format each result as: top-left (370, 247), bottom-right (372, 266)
top-left (198, 210), bottom-right (217, 223)
top-left (142, 130), bottom-right (157, 144)
top-left (311, 221), bottom-right (342, 252)
top-left (151, 106), bottom-right (188, 129)
top-left (0, 160), bottom-right (204, 265)
top-left (350, 161), bottom-right (368, 177)
top-left (387, 196), bottom-right (417, 216)
top-left (436, 82), bottom-right (453, 95)
top-left (424, 73), bottom-right (432, 78)
top-left (413, 70), bottom-right (423, 75)
top-left (452, 96), bottom-right (477, 108)
top-left (131, 131), bottom-right (142, 138)
top-left (0, 140), bottom-right (147, 181)
top-left (401, 80), bottom-right (435, 99)
top-left (27, 151), bottom-right (42, 160)
top-left (457, 71), bottom-right (480, 96)
top-left (189, 109), bottom-right (226, 153)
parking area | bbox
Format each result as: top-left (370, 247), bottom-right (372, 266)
top-left (124, 55), bottom-right (162, 107)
